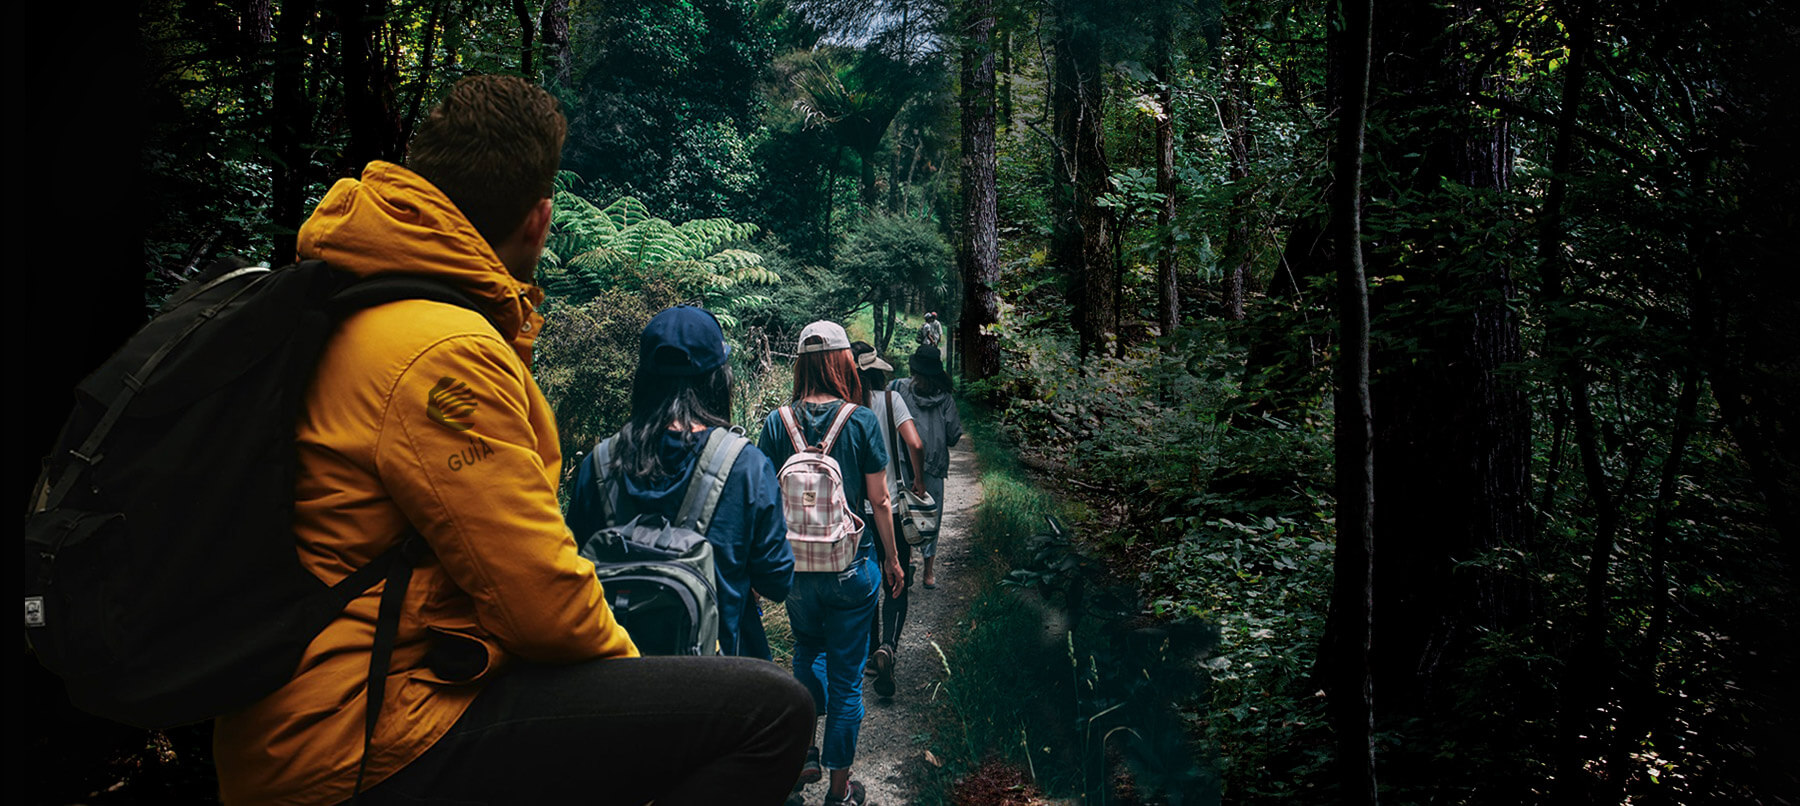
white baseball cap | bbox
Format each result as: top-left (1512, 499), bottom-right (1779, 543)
top-left (797, 321), bottom-right (852, 354)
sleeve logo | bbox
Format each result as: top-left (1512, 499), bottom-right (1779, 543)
top-left (427, 376), bottom-right (478, 432)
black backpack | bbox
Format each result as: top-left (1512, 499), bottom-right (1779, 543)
top-left (577, 428), bottom-right (748, 655)
top-left (23, 258), bottom-right (492, 736)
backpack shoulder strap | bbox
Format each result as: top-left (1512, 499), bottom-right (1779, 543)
top-left (330, 273), bottom-right (502, 337)
top-left (591, 434), bottom-right (624, 526)
top-left (777, 405), bottom-right (808, 452)
top-left (885, 391), bottom-right (907, 485)
top-left (820, 402), bottom-right (858, 455)
top-left (674, 428), bottom-right (751, 533)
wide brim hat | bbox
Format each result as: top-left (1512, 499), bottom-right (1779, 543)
top-left (640, 305), bottom-right (731, 376)
top-left (855, 350), bottom-right (894, 372)
top-left (797, 320), bottom-right (852, 354)
top-left (909, 344), bottom-right (949, 382)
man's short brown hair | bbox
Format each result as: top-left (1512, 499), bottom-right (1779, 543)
top-left (407, 75), bottom-right (566, 245)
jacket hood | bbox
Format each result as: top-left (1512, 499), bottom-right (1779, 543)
top-left (296, 161), bottom-right (545, 352)
top-left (620, 429), bottom-right (709, 508)
top-left (907, 384), bottom-right (954, 410)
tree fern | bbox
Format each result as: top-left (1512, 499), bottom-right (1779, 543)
top-left (540, 181), bottom-right (780, 319)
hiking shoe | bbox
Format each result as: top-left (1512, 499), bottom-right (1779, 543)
top-left (798, 745), bottom-right (822, 786)
top-left (825, 780), bottom-right (867, 806)
top-left (872, 644), bottom-right (896, 698)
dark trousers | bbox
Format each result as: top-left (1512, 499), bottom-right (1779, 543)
top-left (355, 655), bottom-right (813, 806)
top-left (869, 514), bottom-right (915, 655)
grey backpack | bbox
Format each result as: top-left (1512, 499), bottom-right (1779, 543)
top-left (576, 427), bottom-right (747, 656)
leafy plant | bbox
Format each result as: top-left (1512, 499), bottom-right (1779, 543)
top-left (539, 175), bottom-right (779, 329)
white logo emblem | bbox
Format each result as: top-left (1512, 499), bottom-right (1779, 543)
top-left (24, 596), bottom-right (45, 628)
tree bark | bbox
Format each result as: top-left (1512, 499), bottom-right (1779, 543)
top-left (1219, 20), bottom-right (1252, 322)
top-left (1362, 0), bottom-right (1532, 787)
top-left (404, 0), bottom-right (446, 139)
top-left (333, 0), bottom-right (405, 172)
top-left (958, 0), bottom-right (1001, 383)
top-left (271, 0), bottom-right (319, 265)
top-left (1051, 0), bottom-right (1115, 361)
top-left (1152, 7), bottom-right (1179, 349)
top-left (513, 0), bottom-right (536, 77)
top-left (1324, 0), bottom-right (1377, 800)
top-left (539, 0), bottom-right (572, 88)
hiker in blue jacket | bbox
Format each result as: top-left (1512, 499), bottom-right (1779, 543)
top-left (567, 304), bottom-right (795, 658)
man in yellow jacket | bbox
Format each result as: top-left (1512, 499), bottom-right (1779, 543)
top-left (211, 76), bottom-right (813, 806)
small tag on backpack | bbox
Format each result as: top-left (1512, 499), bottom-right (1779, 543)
top-left (24, 596), bottom-right (45, 628)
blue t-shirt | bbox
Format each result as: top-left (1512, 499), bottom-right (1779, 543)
top-left (757, 400), bottom-right (889, 553)
top-left (566, 427), bottom-right (794, 658)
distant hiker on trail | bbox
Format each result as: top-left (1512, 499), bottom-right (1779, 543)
top-left (851, 340), bottom-right (928, 700)
top-left (890, 344), bottom-right (963, 589)
top-left (566, 304), bottom-right (795, 658)
top-left (919, 311), bottom-right (944, 350)
top-left (213, 76), bottom-right (811, 805)
top-left (759, 321), bottom-right (907, 806)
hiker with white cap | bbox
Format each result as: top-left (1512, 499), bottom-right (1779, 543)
top-left (758, 320), bottom-right (906, 806)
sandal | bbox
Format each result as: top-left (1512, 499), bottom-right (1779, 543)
top-left (825, 780), bottom-right (867, 806)
top-left (798, 745), bottom-right (822, 786)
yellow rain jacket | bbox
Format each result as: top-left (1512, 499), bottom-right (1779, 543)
top-left (212, 161), bottom-right (638, 805)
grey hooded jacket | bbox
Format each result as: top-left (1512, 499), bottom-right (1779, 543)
top-left (889, 377), bottom-right (962, 478)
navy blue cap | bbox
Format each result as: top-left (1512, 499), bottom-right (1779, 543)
top-left (640, 305), bottom-right (731, 376)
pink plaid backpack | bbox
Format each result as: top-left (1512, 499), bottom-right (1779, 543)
top-left (775, 403), bottom-right (866, 573)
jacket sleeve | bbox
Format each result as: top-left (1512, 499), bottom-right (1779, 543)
top-left (376, 334), bottom-right (637, 662)
top-left (741, 449), bottom-right (794, 603)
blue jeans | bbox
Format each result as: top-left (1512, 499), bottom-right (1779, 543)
top-left (918, 474), bottom-right (946, 558)
top-left (785, 551), bottom-right (880, 770)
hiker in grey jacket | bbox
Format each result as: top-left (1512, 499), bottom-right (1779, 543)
top-left (888, 345), bottom-right (963, 588)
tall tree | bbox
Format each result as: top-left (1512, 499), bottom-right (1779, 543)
top-left (1150, 4), bottom-right (1179, 346)
top-left (332, 0), bottom-right (406, 172)
top-left (1049, 0), bottom-right (1116, 360)
top-left (1323, 0), bottom-right (1377, 800)
top-left (959, 0), bottom-right (1001, 381)
top-left (271, 0), bottom-right (320, 263)
top-left (539, 0), bottom-right (572, 87)
top-left (1361, 0), bottom-right (1533, 792)
top-left (513, 0), bottom-right (537, 77)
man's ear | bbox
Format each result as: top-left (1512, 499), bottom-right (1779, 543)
top-left (521, 197), bottom-right (553, 248)
top-left (499, 197), bottom-right (555, 282)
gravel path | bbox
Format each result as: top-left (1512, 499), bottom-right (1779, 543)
top-left (791, 439), bottom-right (983, 806)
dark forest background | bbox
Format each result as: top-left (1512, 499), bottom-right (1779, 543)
top-left (11, 1), bottom-right (1798, 804)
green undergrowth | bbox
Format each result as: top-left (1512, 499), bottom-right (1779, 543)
top-left (919, 403), bottom-right (1221, 805)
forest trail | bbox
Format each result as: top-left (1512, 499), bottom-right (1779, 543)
top-left (815, 439), bottom-right (983, 806)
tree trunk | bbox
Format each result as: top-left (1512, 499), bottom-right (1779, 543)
top-left (271, 0), bottom-right (319, 265)
top-left (958, 0), bottom-right (1001, 384)
top-left (1532, 22), bottom-right (1618, 804)
top-left (539, 0), bottom-right (572, 88)
top-left (1323, 0), bottom-right (1377, 800)
top-left (1219, 21), bottom-right (1252, 322)
top-left (404, 0), bottom-right (446, 139)
top-left (1051, 0), bottom-right (1115, 361)
top-left (1362, 0), bottom-right (1533, 788)
top-left (1152, 8), bottom-right (1178, 348)
top-left (333, 0), bottom-right (404, 172)
top-left (513, 0), bottom-right (536, 77)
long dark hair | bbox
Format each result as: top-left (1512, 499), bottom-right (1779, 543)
top-left (851, 340), bottom-right (888, 403)
top-left (909, 372), bottom-right (949, 396)
top-left (614, 364), bottom-right (734, 480)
